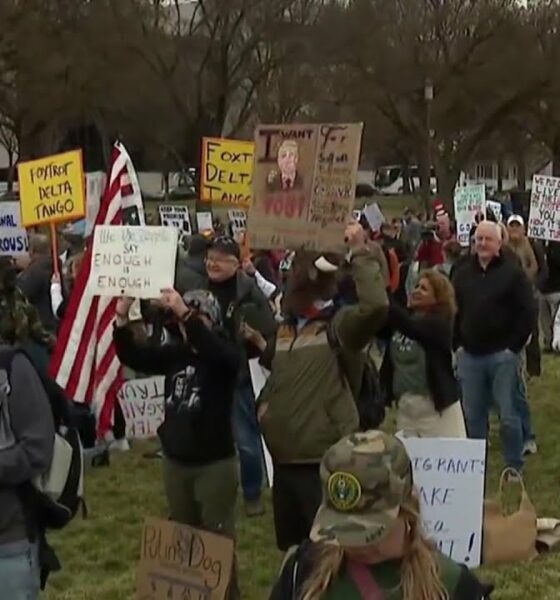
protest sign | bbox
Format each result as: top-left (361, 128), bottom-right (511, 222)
top-left (248, 123), bottom-right (363, 252)
top-left (528, 175), bottom-right (560, 241)
top-left (196, 211), bottom-right (213, 233)
top-left (352, 209), bottom-right (362, 221)
top-left (201, 137), bottom-right (254, 207)
top-left (18, 150), bottom-right (86, 227)
top-left (398, 436), bottom-right (486, 568)
top-left (249, 358), bottom-right (274, 487)
top-left (0, 202), bottom-right (29, 257)
top-left (136, 518), bottom-right (234, 600)
top-left (228, 209), bottom-right (247, 237)
top-left (363, 202), bottom-right (385, 232)
top-left (486, 200), bottom-right (502, 223)
top-left (454, 184), bottom-right (486, 246)
top-left (159, 205), bottom-right (192, 234)
top-left (90, 225), bottom-right (178, 299)
top-left (118, 377), bottom-right (165, 439)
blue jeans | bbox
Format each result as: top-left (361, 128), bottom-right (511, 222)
top-left (232, 382), bottom-right (263, 501)
top-left (516, 365), bottom-right (535, 444)
top-left (457, 349), bottom-right (523, 471)
top-left (0, 541), bottom-right (40, 600)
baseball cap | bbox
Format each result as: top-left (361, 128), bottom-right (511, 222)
top-left (182, 290), bottom-right (222, 327)
top-left (310, 431), bottom-right (413, 548)
top-left (209, 236), bottom-right (241, 261)
top-left (507, 214), bottom-right (524, 227)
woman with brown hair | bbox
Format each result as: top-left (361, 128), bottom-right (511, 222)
top-left (380, 270), bottom-right (466, 438)
top-left (270, 431), bottom-right (491, 599)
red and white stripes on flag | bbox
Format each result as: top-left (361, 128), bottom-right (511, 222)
top-left (49, 142), bottom-right (145, 436)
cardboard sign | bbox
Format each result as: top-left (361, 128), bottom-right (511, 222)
top-left (363, 202), bottom-right (386, 232)
top-left (118, 377), bottom-right (165, 439)
top-left (201, 137), bottom-right (254, 207)
top-left (196, 212), bottom-right (213, 233)
top-left (248, 123), bottom-right (363, 252)
top-left (486, 200), bottom-right (502, 223)
top-left (159, 205), bottom-right (192, 234)
top-left (0, 202), bottom-right (29, 257)
top-left (90, 225), bottom-right (178, 299)
top-left (399, 436), bottom-right (486, 568)
top-left (227, 209), bottom-right (247, 237)
top-left (18, 149), bottom-right (86, 227)
top-left (528, 175), bottom-right (560, 241)
top-left (136, 517), bottom-right (234, 600)
top-left (454, 184), bottom-right (486, 246)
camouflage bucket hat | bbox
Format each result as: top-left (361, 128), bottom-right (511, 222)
top-left (310, 431), bottom-right (413, 548)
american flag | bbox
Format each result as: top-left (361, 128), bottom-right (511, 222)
top-left (49, 142), bottom-right (145, 436)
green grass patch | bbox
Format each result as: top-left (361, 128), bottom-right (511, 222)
top-left (44, 356), bottom-right (560, 599)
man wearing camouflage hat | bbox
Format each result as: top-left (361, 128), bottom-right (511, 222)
top-left (270, 431), bottom-right (492, 600)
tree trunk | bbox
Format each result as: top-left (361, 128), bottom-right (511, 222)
top-left (516, 154), bottom-right (526, 191)
top-left (497, 156), bottom-right (504, 192)
top-left (553, 133), bottom-right (560, 178)
top-left (6, 151), bottom-right (15, 192)
top-left (437, 167), bottom-right (461, 214)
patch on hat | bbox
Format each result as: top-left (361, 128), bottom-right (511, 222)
top-left (328, 472), bottom-right (362, 512)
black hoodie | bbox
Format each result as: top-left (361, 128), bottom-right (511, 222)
top-left (113, 316), bottom-right (239, 465)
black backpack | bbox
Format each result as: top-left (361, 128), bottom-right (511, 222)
top-left (326, 325), bottom-right (385, 431)
top-left (0, 347), bottom-right (86, 530)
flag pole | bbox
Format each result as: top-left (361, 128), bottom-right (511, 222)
top-left (50, 221), bottom-right (60, 277)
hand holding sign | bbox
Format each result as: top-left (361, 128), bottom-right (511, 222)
top-left (160, 288), bottom-right (188, 319)
top-left (345, 220), bottom-right (367, 251)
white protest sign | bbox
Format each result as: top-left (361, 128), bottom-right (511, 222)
top-left (454, 184), bottom-right (486, 247)
top-left (196, 211), bottom-right (213, 233)
top-left (0, 202), bottom-right (28, 257)
top-left (363, 202), bottom-right (386, 232)
top-left (159, 205), bottom-right (192, 234)
top-left (249, 358), bottom-right (274, 487)
top-left (486, 200), bottom-right (502, 223)
top-left (228, 209), bottom-right (247, 237)
top-left (118, 376), bottom-right (165, 439)
top-left (398, 435), bottom-right (486, 568)
top-left (528, 175), bottom-right (560, 241)
top-left (90, 225), bottom-right (178, 299)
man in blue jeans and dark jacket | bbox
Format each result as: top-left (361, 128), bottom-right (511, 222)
top-left (453, 221), bottom-right (536, 474)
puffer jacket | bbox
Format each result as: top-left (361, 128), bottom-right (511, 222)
top-left (258, 249), bottom-right (388, 464)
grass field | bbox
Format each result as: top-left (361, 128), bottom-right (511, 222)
top-left (43, 353), bottom-right (560, 600)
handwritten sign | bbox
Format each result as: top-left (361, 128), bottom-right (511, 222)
top-left (90, 225), bottom-right (178, 299)
top-left (196, 212), bottom-right (213, 233)
top-left (454, 184), bottom-right (486, 247)
top-left (159, 205), bottom-right (192, 234)
top-left (248, 123), bottom-right (363, 252)
top-left (486, 200), bottom-right (502, 223)
top-left (118, 377), bottom-right (165, 439)
top-left (399, 436), bottom-right (486, 568)
top-left (136, 517), bottom-right (234, 600)
top-left (201, 137), bottom-right (254, 207)
top-left (18, 150), bottom-right (86, 227)
top-left (0, 202), bottom-right (29, 257)
top-left (528, 175), bottom-right (560, 241)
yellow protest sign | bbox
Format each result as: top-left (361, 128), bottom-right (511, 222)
top-left (18, 149), bottom-right (86, 227)
top-left (200, 137), bottom-right (254, 207)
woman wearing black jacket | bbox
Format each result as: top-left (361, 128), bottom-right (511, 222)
top-left (113, 289), bottom-right (240, 540)
top-left (380, 270), bottom-right (466, 437)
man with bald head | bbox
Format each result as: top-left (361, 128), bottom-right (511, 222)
top-left (453, 220), bottom-right (536, 474)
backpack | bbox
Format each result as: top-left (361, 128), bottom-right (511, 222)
top-left (0, 347), bottom-right (86, 530)
top-left (326, 325), bottom-right (385, 431)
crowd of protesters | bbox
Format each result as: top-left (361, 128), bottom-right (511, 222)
top-left (1, 190), bottom-right (553, 599)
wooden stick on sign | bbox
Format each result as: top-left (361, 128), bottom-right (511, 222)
top-left (50, 221), bottom-right (60, 277)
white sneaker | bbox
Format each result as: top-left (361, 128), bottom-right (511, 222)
top-left (523, 440), bottom-right (538, 456)
top-left (110, 438), bottom-right (131, 453)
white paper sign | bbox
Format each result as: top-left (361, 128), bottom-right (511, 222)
top-left (454, 184), bottom-right (486, 246)
top-left (249, 358), bottom-right (274, 487)
top-left (486, 200), bottom-right (502, 223)
top-left (90, 225), bottom-right (178, 299)
top-left (196, 211), bottom-right (213, 233)
top-left (398, 436), bottom-right (486, 568)
top-left (0, 202), bottom-right (29, 256)
top-left (159, 205), bottom-right (192, 234)
top-left (528, 175), bottom-right (560, 241)
top-left (118, 376), bottom-right (165, 439)
top-left (228, 209), bottom-right (247, 237)
top-left (363, 202), bottom-right (386, 232)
